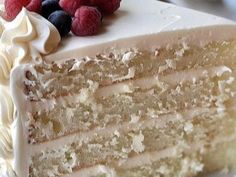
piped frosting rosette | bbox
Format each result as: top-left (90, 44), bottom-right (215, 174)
top-left (0, 8), bottom-right (61, 84)
top-left (0, 8), bottom-right (60, 177)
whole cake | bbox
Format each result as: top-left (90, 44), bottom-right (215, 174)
top-left (1, 0), bottom-right (236, 177)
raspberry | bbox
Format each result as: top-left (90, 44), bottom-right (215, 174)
top-left (71, 6), bottom-right (101, 36)
top-left (4, 0), bottom-right (41, 21)
top-left (26, 0), bottom-right (42, 13)
top-left (5, 0), bottom-right (29, 20)
top-left (90, 0), bottom-right (121, 15)
top-left (0, 10), bottom-right (9, 21)
top-left (59, 0), bottom-right (89, 16)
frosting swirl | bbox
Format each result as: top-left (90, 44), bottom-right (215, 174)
top-left (0, 8), bottom-right (61, 177)
top-left (0, 4), bottom-right (6, 35)
top-left (0, 8), bottom-right (61, 84)
top-left (0, 126), bottom-right (12, 159)
top-left (0, 87), bottom-right (14, 125)
top-left (0, 159), bottom-right (16, 177)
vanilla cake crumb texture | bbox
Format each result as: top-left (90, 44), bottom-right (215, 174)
top-left (15, 39), bottom-right (236, 177)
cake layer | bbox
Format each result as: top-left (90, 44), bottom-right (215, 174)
top-left (25, 39), bottom-right (236, 101)
top-left (15, 39), bottom-right (236, 177)
top-left (65, 139), bottom-right (236, 177)
top-left (2, 0), bottom-right (236, 176)
top-left (21, 40), bottom-right (236, 143)
top-left (9, 32), bottom-right (236, 177)
top-left (29, 108), bottom-right (236, 177)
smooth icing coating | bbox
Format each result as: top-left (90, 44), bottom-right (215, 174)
top-left (0, 8), bottom-right (60, 177)
top-left (0, 159), bottom-right (16, 177)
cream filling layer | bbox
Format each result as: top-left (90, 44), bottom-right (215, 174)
top-left (95, 65), bottom-right (231, 98)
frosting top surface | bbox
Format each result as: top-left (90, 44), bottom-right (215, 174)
top-left (47, 0), bottom-right (235, 60)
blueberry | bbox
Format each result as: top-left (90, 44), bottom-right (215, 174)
top-left (41, 0), bottom-right (62, 18)
top-left (48, 10), bottom-right (72, 37)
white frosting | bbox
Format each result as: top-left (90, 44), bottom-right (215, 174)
top-left (0, 87), bottom-right (14, 125)
top-left (45, 0), bottom-right (236, 61)
top-left (0, 8), bottom-right (60, 177)
top-left (0, 126), bottom-right (12, 159)
top-left (0, 159), bottom-right (16, 177)
top-left (0, 8), bottom-right (60, 83)
top-left (1, 0), bottom-right (236, 177)
top-left (95, 66), bottom-right (231, 98)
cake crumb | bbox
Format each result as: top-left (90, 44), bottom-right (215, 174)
top-left (158, 64), bottom-right (169, 73)
top-left (77, 88), bottom-right (89, 103)
top-left (110, 137), bottom-right (118, 146)
top-left (190, 160), bottom-right (204, 173)
top-left (114, 130), bottom-right (120, 137)
top-left (175, 48), bottom-right (185, 57)
top-left (66, 108), bottom-right (75, 120)
top-left (218, 80), bottom-right (226, 94)
top-left (130, 114), bottom-right (140, 123)
top-left (192, 77), bottom-right (197, 84)
top-left (158, 59), bottom-right (176, 73)
top-left (226, 77), bottom-right (235, 84)
top-left (131, 131), bottom-right (145, 153)
top-left (112, 67), bottom-right (135, 82)
top-left (155, 76), bottom-right (169, 92)
top-left (69, 60), bottom-right (86, 71)
top-left (154, 49), bottom-right (159, 56)
top-left (184, 122), bottom-right (193, 134)
top-left (157, 165), bottom-right (170, 175)
top-left (122, 51), bottom-right (137, 65)
top-left (166, 59), bottom-right (176, 69)
top-left (147, 108), bottom-right (159, 119)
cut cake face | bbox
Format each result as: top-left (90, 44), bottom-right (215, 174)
top-left (0, 0), bottom-right (236, 177)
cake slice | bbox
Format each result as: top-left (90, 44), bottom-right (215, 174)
top-left (1, 0), bottom-right (236, 177)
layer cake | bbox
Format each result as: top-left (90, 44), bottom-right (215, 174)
top-left (1, 0), bottom-right (236, 177)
